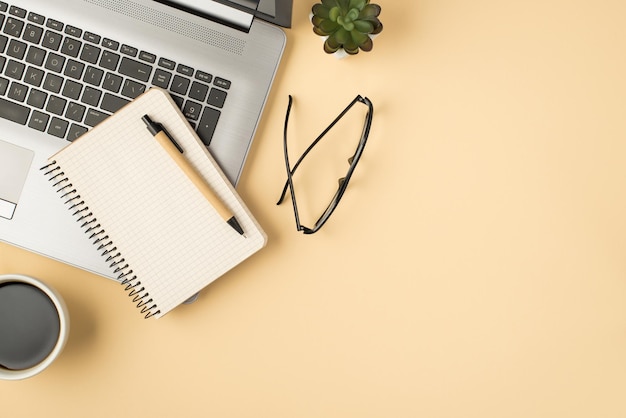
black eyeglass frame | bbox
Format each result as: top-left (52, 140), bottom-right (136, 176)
top-left (277, 94), bottom-right (373, 234)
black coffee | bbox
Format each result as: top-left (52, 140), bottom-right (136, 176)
top-left (0, 282), bottom-right (60, 370)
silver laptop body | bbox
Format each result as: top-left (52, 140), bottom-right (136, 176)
top-left (0, 0), bottom-right (285, 279)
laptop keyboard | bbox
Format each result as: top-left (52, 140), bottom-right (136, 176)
top-left (0, 2), bottom-right (229, 144)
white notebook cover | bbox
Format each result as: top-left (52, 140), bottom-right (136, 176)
top-left (43, 88), bottom-right (267, 318)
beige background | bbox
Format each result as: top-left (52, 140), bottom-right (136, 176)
top-left (2, 1), bottom-right (626, 416)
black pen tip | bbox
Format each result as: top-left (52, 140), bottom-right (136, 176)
top-left (227, 216), bottom-right (245, 236)
top-left (142, 115), bottom-right (161, 136)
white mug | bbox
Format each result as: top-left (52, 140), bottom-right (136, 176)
top-left (0, 274), bottom-right (70, 380)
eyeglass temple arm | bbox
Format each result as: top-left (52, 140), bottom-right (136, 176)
top-left (280, 96), bottom-right (304, 230)
top-left (276, 95), bottom-right (366, 205)
top-left (309, 114), bottom-right (372, 232)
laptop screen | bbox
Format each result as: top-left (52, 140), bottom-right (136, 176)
top-left (155, 0), bottom-right (292, 28)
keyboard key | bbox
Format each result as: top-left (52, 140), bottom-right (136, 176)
top-left (46, 19), bottom-right (64, 31)
top-left (46, 95), bottom-right (67, 115)
top-left (0, 97), bottom-right (29, 125)
top-left (48, 117), bottom-right (69, 138)
top-left (0, 76), bottom-right (8, 95)
top-left (0, 2), bottom-right (6, 13)
top-left (195, 71), bottom-right (212, 83)
top-left (26, 89), bottom-right (47, 108)
top-left (24, 66), bottom-right (44, 87)
top-left (44, 53), bottom-right (65, 73)
top-left (5, 59), bottom-right (25, 80)
top-left (0, 55), bottom-right (4, 73)
top-left (102, 38), bottom-right (119, 50)
top-left (118, 57), bottom-right (151, 82)
top-left (6, 39), bottom-right (27, 59)
top-left (27, 13), bottom-right (45, 25)
top-left (207, 88), bottom-right (227, 108)
top-left (84, 108), bottom-right (109, 127)
top-left (213, 77), bottom-right (231, 90)
top-left (22, 23), bottom-right (43, 44)
top-left (81, 86), bottom-right (101, 106)
top-left (121, 79), bottom-right (145, 99)
top-left (61, 37), bottom-right (82, 58)
top-left (102, 72), bottom-right (122, 93)
top-left (197, 107), bottom-right (221, 146)
top-left (67, 123), bottom-right (88, 141)
top-left (158, 58), bottom-right (175, 70)
top-left (101, 93), bottom-right (129, 113)
top-left (170, 75), bottom-right (189, 95)
top-left (28, 110), bottom-right (49, 131)
top-left (83, 66), bottom-right (104, 86)
top-left (80, 44), bottom-right (101, 64)
top-left (138, 51), bottom-right (156, 63)
top-left (62, 80), bottom-right (82, 100)
top-left (176, 64), bottom-right (193, 76)
top-left (83, 31), bottom-right (101, 44)
top-left (182, 100), bottom-right (202, 121)
top-left (65, 25), bottom-right (82, 38)
top-left (100, 50), bottom-right (120, 71)
top-left (42, 30), bottom-right (63, 51)
top-left (43, 73), bottom-right (63, 93)
top-left (170, 94), bottom-right (184, 109)
top-left (64, 59), bottom-right (85, 79)
top-left (3, 17), bottom-right (24, 37)
top-left (9, 6), bottom-right (26, 18)
top-left (0, 34), bottom-right (7, 53)
top-left (189, 81), bottom-right (209, 102)
top-left (25, 45), bottom-right (46, 66)
top-left (8, 81), bottom-right (28, 102)
top-left (66, 102), bottom-right (86, 122)
top-left (152, 69), bottom-right (171, 89)
top-left (120, 44), bottom-right (137, 57)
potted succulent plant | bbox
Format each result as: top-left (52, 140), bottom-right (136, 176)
top-left (311, 0), bottom-right (383, 56)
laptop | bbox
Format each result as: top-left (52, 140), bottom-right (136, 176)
top-left (0, 0), bottom-right (286, 280)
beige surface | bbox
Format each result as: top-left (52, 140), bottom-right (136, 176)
top-left (2, 1), bottom-right (626, 416)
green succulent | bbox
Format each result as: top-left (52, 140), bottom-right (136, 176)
top-left (312, 0), bottom-right (383, 55)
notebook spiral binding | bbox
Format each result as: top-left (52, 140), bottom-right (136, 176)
top-left (41, 161), bottom-right (161, 319)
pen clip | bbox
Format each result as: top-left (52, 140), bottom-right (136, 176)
top-left (142, 114), bottom-right (184, 153)
top-left (160, 125), bottom-right (184, 154)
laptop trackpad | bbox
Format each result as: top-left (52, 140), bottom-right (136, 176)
top-left (0, 140), bottom-right (34, 220)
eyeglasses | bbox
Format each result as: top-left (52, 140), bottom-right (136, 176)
top-left (276, 94), bottom-right (373, 234)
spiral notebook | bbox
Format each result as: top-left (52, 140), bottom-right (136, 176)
top-left (41, 88), bottom-right (267, 319)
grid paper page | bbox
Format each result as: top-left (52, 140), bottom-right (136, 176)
top-left (49, 88), bottom-right (266, 318)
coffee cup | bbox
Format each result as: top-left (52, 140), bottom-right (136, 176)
top-left (0, 274), bottom-right (69, 380)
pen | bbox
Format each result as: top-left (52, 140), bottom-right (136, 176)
top-left (141, 115), bottom-right (245, 236)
